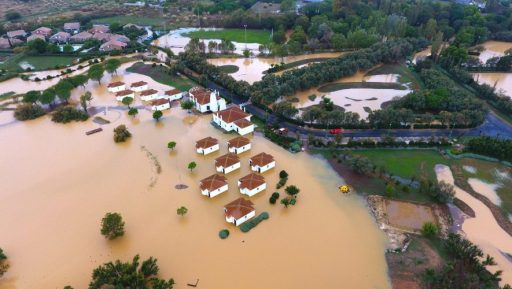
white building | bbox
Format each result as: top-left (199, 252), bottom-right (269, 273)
top-left (200, 174), bottom-right (228, 198)
top-left (212, 105), bottom-right (255, 136)
top-left (196, 137), bottom-right (219, 155)
top-left (228, 136), bottom-right (251, 154)
top-left (151, 99), bottom-right (171, 111)
top-left (115, 89), bottom-right (135, 101)
top-left (189, 87), bottom-right (226, 113)
top-left (107, 81), bottom-right (126, 93)
top-left (250, 152), bottom-right (275, 173)
top-left (238, 173), bottom-right (266, 197)
top-left (140, 89), bottom-right (159, 101)
top-left (164, 89), bottom-right (183, 101)
top-left (224, 198), bottom-right (256, 226)
top-left (215, 153), bottom-right (240, 174)
top-left (131, 81), bottom-right (148, 92)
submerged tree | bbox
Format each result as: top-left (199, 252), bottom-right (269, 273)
top-left (153, 110), bottom-right (163, 121)
top-left (80, 91), bottom-right (92, 113)
top-left (105, 58), bottom-right (121, 75)
top-left (100, 212), bottom-right (125, 240)
top-left (187, 161), bottom-right (197, 172)
top-left (0, 248), bottom-right (8, 278)
top-left (177, 206), bottom-right (188, 217)
top-left (167, 141), bottom-right (176, 151)
top-left (113, 125), bottom-right (131, 143)
top-left (88, 64), bottom-right (105, 84)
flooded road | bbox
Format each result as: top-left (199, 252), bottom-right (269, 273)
top-left (436, 164), bottom-right (512, 285)
top-left (0, 65), bottom-right (391, 289)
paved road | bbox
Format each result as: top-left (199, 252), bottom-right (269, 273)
top-left (207, 81), bottom-right (512, 140)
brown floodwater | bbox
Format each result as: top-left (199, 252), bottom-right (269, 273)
top-left (477, 41), bottom-right (512, 63)
top-left (473, 72), bottom-right (512, 98)
top-left (0, 67), bottom-right (391, 289)
top-left (435, 165), bottom-right (512, 286)
top-left (385, 200), bottom-right (436, 231)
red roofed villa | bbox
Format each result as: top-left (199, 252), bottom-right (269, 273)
top-left (213, 105), bottom-right (255, 136)
top-left (151, 99), bottom-right (171, 111)
top-left (164, 89), bottom-right (183, 101)
top-left (140, 89), bottom-right (159, 101)
top-left (131, 81), bottom-right (148, 92)
top-left (196, 137), bottom-right (219, 155)
top-left (215, 153), bottom-right (240, 174)
top-left (115, 89), bottom-right (135, 101)
top-left (200, 174), bottom-right (228, 198)
top-left (238, 173), bottom-right (266, 197)
top-left (250, 152), bottom-right (275, 173)
top-left (107, 81), bottom-right (126, 93)
top-left (228, 136), bottom-right (251, 154)
top-left (224, 198), bottom-right (256, 226)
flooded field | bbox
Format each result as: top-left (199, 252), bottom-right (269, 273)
top-left (473, 72), bottom-right (512, 98)
top-left (477, 41), bottom-right (512, 63)
top-left (384, 200), bottom-right (437, 231)
top-left (436, 164), bottom-right (512, 286)
top-left (468, 178), bottom-right (502, 206)
top-left (207, 52), bottom-right (343, 84)
top-left (0, 65), bottom-right (391, 289)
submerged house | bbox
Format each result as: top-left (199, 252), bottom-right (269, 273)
top-left (200, 174), bottom-right (228, 198)
top-left (238, 173), bottom-right (266, 197)
top-left (212, 105), bottom-right (254, 136)
top-left (224, 198), bottom-right (255, 226)
top-left (131, 81), bottom-right (148, 92)
top-left (196, 137), bottom-right (219, 155)
top-left (151, 98), bottom-right (171, 111)
top-left (115, 89), bottom-right (135, 101)
top-left (107, 81), bottom-right (126, 93)
top-left (188, 87), bottom-right (226, 113)
top-left (249, 152), bottom-right (275, 173)
top-left (164, 89), bottom-right (183, 101)
top-left (215, 153), bottom-right (240, 174)
top-left (139, 89), bottom-right (159, 101)
top-left (228, 136), bottom-right (251, 154)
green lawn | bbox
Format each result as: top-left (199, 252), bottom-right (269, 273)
top-left (365, 64), bottom-right (423, 90)
top-left (183, 29), bottom-right (272, 45)
top-left (318, 82), bottom-right (407, 92)
top-left (19, 56), bottom-right (77, 70)
top-left (218, 65), bottom-right (239, 74)
top-left (126, 62), bottom-right (197, 91)
top-left (93, 16), bottom-right (168, 27)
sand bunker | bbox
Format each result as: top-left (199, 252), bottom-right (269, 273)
top-left (467, 178), bottom-right (502, 206)
top-left (384, 200), bottom-right (437, 231)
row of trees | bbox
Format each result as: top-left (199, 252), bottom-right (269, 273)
top-left (466, 136), bottom-right (512, 162)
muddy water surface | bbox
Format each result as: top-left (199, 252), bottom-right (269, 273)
top-left (477, 41), bottom-right (512, 63)
top-left (0, 68), bottom-right (391, 289)
top-left (436, 164), bottom-right (512, 286)
top-left (473, 72), bottom-right (512, 98)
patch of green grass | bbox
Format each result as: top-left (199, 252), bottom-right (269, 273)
top-left (365, 63), bottom-right (423, 89)
top-left (19, 56), bottom-right (77, 70)
top-left (318, 82), bottom-right (407, 92)
top-left (93, 16), bottom-right (168, 27)
top-left (0, 91), bottom-right (16, 101)
top-left (218, 65), bottom-right (239, 74)
top-left (184, 29), bottom-right (272, 45)
top-left (126, 62), bottom-right (197, 91)
top-left (268, 57), bottom-right (334, 73)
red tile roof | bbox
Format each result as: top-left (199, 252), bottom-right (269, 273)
top-left (108, 81), bottom-right (125, 88)
top-left (165, 88), bottom-right (181, 96)
top-left (151, 99), bottom-right (169, 106)
top-left (228, 136), bottom-right (250, 149)
top-left (32, 27), bottom-right (52, 36)
top-left (239, 173), bottom-right (265, 190)
top-left (140, 89), bottom-right (158, 96)
top-left (115, 89), bottom-right (134, 97)
top-left (131, 81), bottom-right (147, 87)
top-left (196, 137), bottom-right (218, 149)
top-left (189, 87), bottom-right (211, 105)
top-left (215, 153), bottom-right (240, 168)
top-left (250, 152), bottom-right (274, 167)
top-left (234, 118), bottom-right (253, 128)
top-left (200, 174), bottom-right (227, 191)
top-left (224, 198), bottom-right (254, 219)
top-left (216, 106), bottom-right (249, 123)
top-left (64, 22), bottom-right (80, 30)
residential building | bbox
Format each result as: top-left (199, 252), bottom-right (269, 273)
top-left (69, 31), bottom-right (92, 43)
top-left (93, 33), bottom-right (112, 42)
top-left (151, 99), bottom-right (171, 111)
top-left (224, 198), bottom-right (255, 226)
top-left (238, 173), bottom-right (266, 197)
top-left (107, 81), bottom-right (126, 93)
top-left (139, 89), bottom-right (159, 101)
top-left (200, 174), bottom-right (228, 198)
top-left (109, 34), bottom-right (130, 43)
top-left (215, 153), bottom-right (240, 174)
top-left (188, 87), bottom-right (226, 113)
top-left (31, 27), bottom-right (52, 38)
top-left (250, 152), bottom-right (275, 173)
top-left (131, 81), bottom-right (148, 92)
top-left (164, 89), bottom-right (183, 101)
top-left (6, 30), bottom-right (27, 39)
top-left (228, 136), bottom-right (251, 154)
top-left (89, 24), bottom-right (109, 34)
top-left (196, 137), bottom-right (219, 155)
top-left (0, 38), bottom-right (22, 49)
top-left (115, 89), bottom-right (135, 101)
top-left (99, 39), bottom-right (127, 51)
top-left (63, 22), bottom-right (80, 34)
top-left (49, 32), bottom-right (71, 44)
top-left (212, 105), bottom-right (255, 136)
top-left (27, 34), bottom-right (45, 42)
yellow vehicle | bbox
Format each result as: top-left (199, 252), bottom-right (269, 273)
top-left (339, 185), bottom-right (350, 194)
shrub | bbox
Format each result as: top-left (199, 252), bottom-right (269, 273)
top-left (100, 212), bottom-right (125, 240)
top-left (219, 229), bottom-right (230, 239)
top-left (276, 177), bottom-right (287, 189)
top-left (421, 222), bottom-right (439, 239)
top-left (279, 170), bottom-right (288, 179)
top-left (0, 248), bottom-right (8, 277)
top-left (51, 106), bottom-right (89, 123)
top-left (113, 125), bottom-right (131, 143)
top-left (284, 185), bottom-right (300, 196)
top-left (14, 103), bottom-right (45, 121)
top-left (240, 212), bottom-right (269, 233)
top-left (269, 192), bottom-right (280, 204)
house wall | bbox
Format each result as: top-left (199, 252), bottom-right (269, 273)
top-left (151, 103), bottom-right (170, 111)
top-left (132, 85), bottom-right (148, 92)
top-left (116, 94), bottom-right (135, 101)
top-left (163, 92), bottom-right (183, 101)
top-left (216, 162), bottom-right (241, 174)
top-left (240, 183), bottom-right (267, 197)
top-left (201, 184), bottom-right (228, 198)
top-left (196, 144), bottom-right (219, 155)
top-left (235, 125), bottom-right (255, 136)
top-left (141, 93), bottom-right (159, 101)
top-left (251, 161), bottom-right (276, 173)
top-left (108, 85), bottom-right (126, 93)
top-left (228, 143), bottom-right (251, 154)
top-left (225, 210), bottom-right (256, 226)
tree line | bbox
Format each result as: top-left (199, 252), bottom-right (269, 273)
top-left (466, 136), bottom-right (512, 162)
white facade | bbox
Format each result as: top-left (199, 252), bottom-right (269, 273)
top-left (108, 84), bottom-right (126, 93)
top-left (238, 182), bottom-right (267, 197)
top-left (151, 102), bottom-right (171, 111)
top-left (132, 84), bottom-right (148, 92)
top-left (234, 123), bottom-right (255, 136)
top-left (251, 161), bottom-right (276, 173)
top-left (116, 93), bottom-right (135, 102)
top-left (229, 143), bottom-right (251, 154)
top-left (212, 114), bottom-right (255, 136)
top-left (191, 90), bottom-right (227, 113)
top-left (140, 92), bottom-right (159, 101)
top-left (196, 144), bottom-right (220, 155)
top-left (225, 210), bottom-right (256, 226)
top-left (216, 162), bottom-right (241, 174)
top-left (164, 92), bottom-right (183, 101)
top-left (201, 183), bottom-right (228, 198)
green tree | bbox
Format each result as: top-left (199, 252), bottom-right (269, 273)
top-left (88, 64), bottom-right (104, 84)
top-left (284, 185), bottom-right (300, 196)
top-left (385, 183), bottom-right (395, 197)
top-left (153, 110), bottom-right (163, 121)
top-left (79, 91), bottom-right (92, 112)
top-left (5, 11), bottom-right (21, 21)
top-left (281, 197), bottom-right (291, 208)
top-left (176, 206), bottom-right (188, 217)
top-left (70, 74), bottom-right (89, 88)
top-left (128, 107), bottom-right (138, 117)
top-left (113, 125), bottom-right (131, 143)
top-left (0, 247), bottom-right (8, 277)
top-left (63, 44), bottom-right (74, 53)
top-left (100, 212), bottom-right (125, 240)
top-left (279, 170), bottom-right (288, 179)
top-left (167, 141), bottom-right (176, 150)
top-left (188, 161), bottom-right (197, 172)
top-left (180, 100), bottom-right (194, 111)
top-left (14, 103), bottom-right (46, 121)
top-left (27, 38), bottom-right (47, 53)
top-left (23, 90), bottom-right (40, 103)
top-left (105, 58), bottom-right (121, 75)
top-left (421, 222), bottom-right (439, 239)
top-left (122, 97), bottom-right (133, 108)
top-left (40, 88), bottom-right (56, 106)
top-left (243, 49), bottom-right (250, 58)
top-left (55, 80), bottom-right (74, 103)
